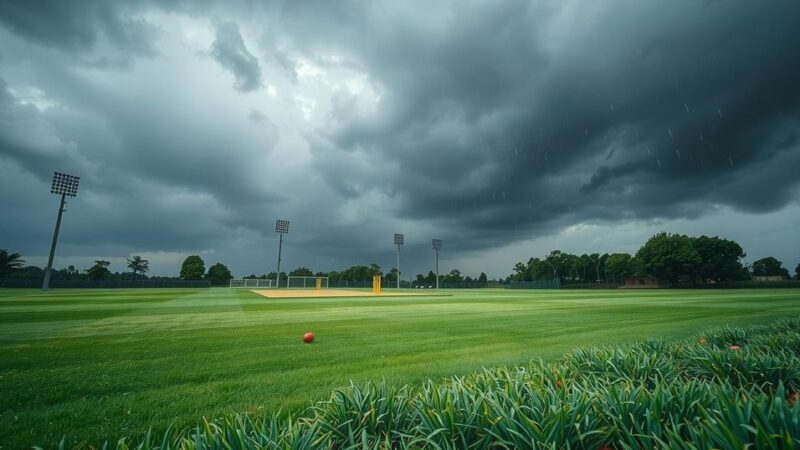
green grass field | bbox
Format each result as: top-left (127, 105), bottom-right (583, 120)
top-left (2, 287), bottom-right (800, 447)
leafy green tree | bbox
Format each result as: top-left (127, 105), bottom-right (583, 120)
top-left (126, 255), bottom-right (150, 280)
top-left (795, 263), bottom-right (800, 280)
top-left (86, 260), bottom-right (112, 280)
top-left (444, 269), bottom-right (463, 283)
top-left (206, 263), bottom-right (233, 285)
top-left (636, 232), bottom-right (700, 285)
top-left (587, 253), bottom-right (604, 283)
top-left (478, 272), bottom-right (488, 286)
top-left (369, 263), bottom-right (382, 276)
top-left (426, 271), bottom-right (436, 284)
top-left (289, 267), bottom-right (313, 276)
top-left (690, 236), bottom-right (746, 283)
top-left (263, 272), bottom-right (285, 280)
top-left (0, 250), bottom-right (25, 278)
top-left (605, 253), bottom-right (635, 282)
top-left (511, 262), bottom-right (528, 281)
top-left (180, 255), bottom-right (205, 280)
top-left (330, 265), bottom-right (381, 282)
top-left (752, 257), bottom-right (790, 279)
top-left (528, 257), bottom-right (554, 280)
top-left (544, 250), bottom-right (563, 280)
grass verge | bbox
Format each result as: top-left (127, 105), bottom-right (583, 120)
top-left (50, 317), bottom-right (800, 449)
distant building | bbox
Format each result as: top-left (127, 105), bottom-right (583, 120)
top-left (621, 275), bottom-right (660, 288)
top-left (753, 275), bottom-right (785, 282)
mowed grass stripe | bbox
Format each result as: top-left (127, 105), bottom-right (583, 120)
top-left (1, 288), bottom-right (800, 447)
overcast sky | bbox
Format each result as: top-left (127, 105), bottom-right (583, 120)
top-left (1, 0), bottom-right (799, 279)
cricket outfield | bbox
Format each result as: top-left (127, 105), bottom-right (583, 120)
top-left (1, 287), bottom-right (799, 447)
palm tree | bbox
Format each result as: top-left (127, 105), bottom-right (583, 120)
top-left (126, 256), bottom-right (149, 280)
top-left (0, 250), bottom-right (25, 278)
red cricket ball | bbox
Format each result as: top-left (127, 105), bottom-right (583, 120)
top-left (303, 332), bottom-right (315, 343)
top-left (729, 345), bottom-right (741, 352)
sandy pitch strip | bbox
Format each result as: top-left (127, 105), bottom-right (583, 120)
top-left (251, 289), bottom-right (427, 299)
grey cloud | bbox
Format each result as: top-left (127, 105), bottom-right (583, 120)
top-left (1, 0), bottom-right (799, 278)
top-left (210, 21), bottom-right (262, 92)
top-left (294, 1), bottom-right (800, 252)
top-left (0, 0), bottom-right (160, 66)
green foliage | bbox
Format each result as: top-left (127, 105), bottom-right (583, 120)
top-left (604, 252), bottom-right (640, 280)
top-left (690, 235), bottom-right (746, 282)
top-left (441, 269), bottom-right (463, 283)
top-left (38, 317), bottom-right (800, 449)
top-left (636, 232), bottom-right (701, 285)
top-left (86, 260), bottom-right (112, 280)
top-left (796, 263), bottom-right (800, 280)
top-left (511, 233), bottom-right (752, 286)
top-left (126, 255), bottom-right (150, 280)
top-left (328, 264), bottom-right (381, 282)
top-left (205, 263), bottom-right (232, 285)
top-left (180, 255), bottom-right (205, 280)
top-left (288, 267), bottom-right (313, 277)
top-left (0, 249), bottom-right (25, 277)
top-left (753, 257), bottom-right (790, 279)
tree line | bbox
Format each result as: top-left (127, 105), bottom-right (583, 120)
top-left (2, 233), bottom-right (798, 287)
top-left (509, 232), bottom-right (797, 286)
top-left (0, 251), bottom-right (235, 285)
top-left (0, 251), bottom-right (155, 281)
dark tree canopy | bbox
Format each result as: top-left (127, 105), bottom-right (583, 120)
top-left (690, 236), bottom-right (746, 283)
top-left (206, 263), bottom-right (233, 284)
top-left (327, 264), bottom-right (382, 282)
top-left (752, 257), bottom-right (790, 279)
top-left (86, 260), bottom-right (112, 280)
top-left (180, 255), bottom-right (206, 280)
top-left (636, 233), bottom-right (701, 285)
top-left (605, 253), bottom-right (640, 280)
top-left (126, 255), bottom-right (150, 280)
top-left (288, 267), bottom-right (313, 277)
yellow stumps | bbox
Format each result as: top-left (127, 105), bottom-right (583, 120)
top-left (372, 275), bottom-right (381, 295)
top-left (315, 277), bottom-right (322, 290)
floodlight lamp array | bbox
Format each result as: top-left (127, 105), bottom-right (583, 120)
top-left (432, 239), bottom-right (442, 250)
top-left (394, 233), bottom-right (404, 245)
top-left (275, 219), bottom-right (290, 233)
top-left (50, 172), bottom-right (80, 197)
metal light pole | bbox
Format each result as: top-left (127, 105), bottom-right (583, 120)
top-left (432, 239), bottom-right (442, 290)
top-left (275, 219), bottom-right (289, 288)
top-left (43, 172), bottom-right (80, 290)
top-left (394, 233), bottom-right (404, 289)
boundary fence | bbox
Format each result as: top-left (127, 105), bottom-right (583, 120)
top-left (507, 279), bottom-right (561, 289)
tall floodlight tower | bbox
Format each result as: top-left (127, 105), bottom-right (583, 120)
top-left (43, 172), bottom-right (80, 290)
top-left (432, 239), bottom-right (442, 290)
top-left (394, 233), bottom-right (404, 289)
top-left (275, 219), bottom-right (289, 288)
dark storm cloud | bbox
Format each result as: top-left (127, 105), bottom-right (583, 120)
top-left (294, 0), bottom-right (800, 249)
top-left (1, 0), bottom-right (799, 276)
top-left (0, 0), bottom-right (160, 66)
top-left (209, 21), bottom-right (262, 92)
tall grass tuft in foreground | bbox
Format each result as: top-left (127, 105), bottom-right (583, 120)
top-left (49, 318), bottom-right (800, 449)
